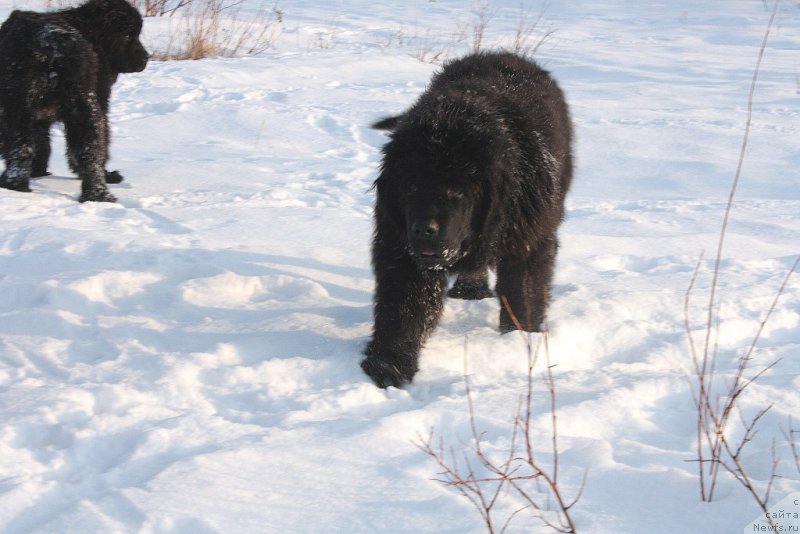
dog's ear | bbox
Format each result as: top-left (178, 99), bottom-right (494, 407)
top-left (371, 116), bottom-right (401, 131)
top-left (372, 169), bottom-right (406, 234)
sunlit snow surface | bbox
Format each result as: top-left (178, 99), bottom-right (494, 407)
top-left (0, 1), bottom-right (798, 532)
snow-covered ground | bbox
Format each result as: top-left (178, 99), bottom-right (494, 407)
top-left (1, 1), bottom-right (798, 532)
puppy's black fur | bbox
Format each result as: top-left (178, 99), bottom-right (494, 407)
top-left (362, 52), bottom-right (573, 388)
top-left (0, 0), bottom-right (148, 202)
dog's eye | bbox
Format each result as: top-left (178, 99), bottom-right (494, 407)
top-left (407, 184), bottom-right (419, 194)
top-left (446, 187), bottom-right (464, 200)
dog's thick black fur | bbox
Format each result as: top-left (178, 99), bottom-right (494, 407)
top-left (362, 51), bottom-right (573, 388)
top-left (0, 0), bottom-right (148, 202)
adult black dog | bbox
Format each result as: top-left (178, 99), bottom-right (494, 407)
top-left (0, 0), bottom-right (149, 203)
top-left (362, 51), bottom-right (573, 388)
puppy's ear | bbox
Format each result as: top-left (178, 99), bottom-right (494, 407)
top-left (371, 116), bottom-right (401, 131)
top-left (373, 171), bottom-right (405, 233)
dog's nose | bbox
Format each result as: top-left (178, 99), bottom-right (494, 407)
top-left (412, 218), bottom-right (439, 237)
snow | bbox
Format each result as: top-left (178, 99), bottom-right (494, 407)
top-left (1, 0), bottom-right (798, 532)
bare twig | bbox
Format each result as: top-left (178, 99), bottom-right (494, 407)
top-left (416, 303), bottom-right (583, 532)
top-left (716, 434), bottom-right (780, 519)
top-left (700, 0), bottom-right (779, 365)
top-left (781, 416), bottom-right (800, 476)
top-left (704, 254), bottom-right (797, 500)
top-left (685, 252), bottom-right (709, 499)
top-left (684, 3), bottom-right (792, 529)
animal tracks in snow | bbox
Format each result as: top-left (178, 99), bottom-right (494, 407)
top-left (181, 272), bottom-right (332, 310)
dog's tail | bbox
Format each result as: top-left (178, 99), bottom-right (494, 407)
top-left (371, 116), bottom-right (400, 131)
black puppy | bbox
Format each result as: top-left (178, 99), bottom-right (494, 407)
top-left (0, 0), bottom-right (149, 202)
top-left (362, 52), bottom-right (573, 388)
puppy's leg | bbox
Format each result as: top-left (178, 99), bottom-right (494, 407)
top-left (62, 95), bottom-right (115, 203)
top-left (0, 111), bottom-right (34, 192)
top-left (31, 121), bottom-right (52, 178)
top-left (448, 267), bottom-right (493, 300)
top-left (70, 155), bottom-right (122, 183)
top-left (496, 237), bottom-right (558, 333)
top-left (362, 238), bottom-right (448, 388)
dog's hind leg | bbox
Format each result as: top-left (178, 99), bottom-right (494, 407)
top-left (31, 121), bottom-right (52, 178)
top-left (496, 237), bottom-right (558, 333)
top-left (0, 112), bottom-right (34, 193)
top-left (62, 94), bottom-right (115, 203)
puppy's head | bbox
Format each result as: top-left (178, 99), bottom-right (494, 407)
top-left (374, 117), bottom-right (488, 271)
top-left (92, 0), bottom-right (149, 73)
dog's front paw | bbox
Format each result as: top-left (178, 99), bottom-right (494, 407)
top-left (360, 357), bottom-right (414, 389)
top-left (0, 181), bottom-right (32, 193)
top-left (79, 190), bottom-right (117, 203)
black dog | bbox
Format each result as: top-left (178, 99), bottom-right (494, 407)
top-left (362, 52), bottom-right (573, 388)
top-left (0, 0), bottom-right (148, 202)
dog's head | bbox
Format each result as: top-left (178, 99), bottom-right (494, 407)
top-left (373, 115), bottom-right (492, 271)
top-left (401, 173), bottom-right (481, 271)
top-left (86, 0), bottom-right (149, 73)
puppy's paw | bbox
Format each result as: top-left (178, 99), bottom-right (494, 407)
top-left (0, 171), bottom-right (31, 192)
top-left (360, 357), bottom-right (413, 389)
top-left (79, 190), bottom-right (117, 203)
